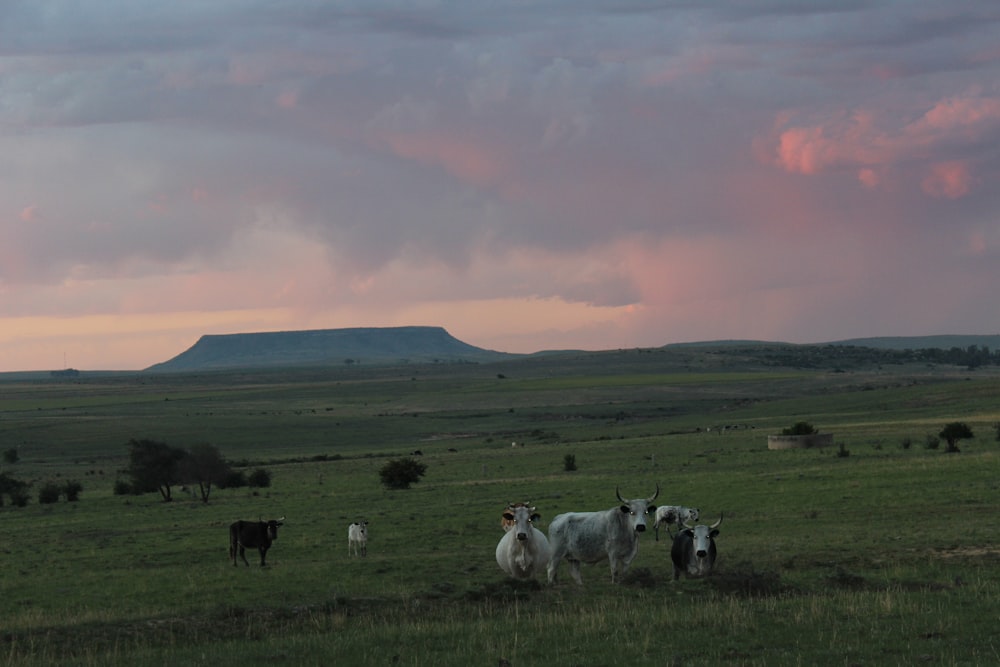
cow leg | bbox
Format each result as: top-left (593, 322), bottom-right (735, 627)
top-left (546, 553), bottom-right (562, 584)
top-left (259, 548), bottom-right (267, 566)
top-left (238, 545), bottom-right (250, 567)
top-left (568, 559), bottom-right (583, 585)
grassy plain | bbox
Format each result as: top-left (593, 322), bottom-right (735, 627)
top-left (1, 347), bottom-right (999, 665)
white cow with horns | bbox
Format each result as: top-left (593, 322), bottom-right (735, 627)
top-left (495, 503), bottom-right (551, 580)
top-left (546, 485), bottom-right (659, 585)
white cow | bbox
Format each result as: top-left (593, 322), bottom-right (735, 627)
top-left (495, 504), bottom-right (551, 580)
top-left (547, 485), bottom-right (659, 585)
top-left (348, 520), bottom-right (369, 557)
top-left (653, 505), bottom-right (700, 541)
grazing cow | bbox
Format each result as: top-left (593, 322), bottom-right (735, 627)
top-left (547, 485), bottom-right (659, 585)
top-left (671, 515), bottom-right (723, 580)
top-left (500, 502), bottom-right (532, 532)
top-left (229, 517), bottom-right (284, 567)
top-left (653, 505), bottom-right (700, 541)
top-left (348, 520), bottom-right (369, 557)
top-left (495, 504), bottom-right (551, 580)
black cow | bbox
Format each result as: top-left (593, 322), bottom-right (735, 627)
top-left (671, 515), bottom-right (722, 580)
top-left (229, 517), bottom-right (284, 567)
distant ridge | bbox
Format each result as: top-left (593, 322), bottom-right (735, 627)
top-left (831, 334), bottom-right (1000, 350)
top-left (665, 335), bottom-right (1000, 351)
top-left (145, 326), bottom-right (515, 372)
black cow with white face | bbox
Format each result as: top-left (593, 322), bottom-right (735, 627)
top-left (671, 515), bottom-right (722, 580)
top-left (229, 517), bottom-right (284, 567)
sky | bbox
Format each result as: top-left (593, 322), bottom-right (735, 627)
top-left (2, 1), bottom-right (999, 371)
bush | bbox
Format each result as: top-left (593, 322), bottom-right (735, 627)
top-left (836, 443), bottom-right (850, 458)
top-left (900, 436), bottom-right (912, 450)
top-left (9, 487), bottom-right (30, 507)
top-left (248, 468), bottom-right (272, 488)
top-left (222, 470), bottom-right (248, 489)
top-left (38, 482), bottom-right (63, 504)
top-left (924, 434), bottom-right (940, 450)
top-left (563, 453), bottom-right (577, 471)
top-left (782, 421), bottom-right (817, 436)
top-left (113, 479), bottom-right (132, 495)
top-left (2, 448), bottom-right (18, 464)
top-left (379, 458), bottom-right (427, 490)
top-left (64, 480), bottom-right (83, 502)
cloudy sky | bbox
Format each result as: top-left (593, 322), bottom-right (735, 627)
top-left (2, 1), bottom-right (999, 371)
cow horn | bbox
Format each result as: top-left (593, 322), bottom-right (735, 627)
top-left (709, 514), bottom-right (723, 529)
top-left (615, 486), bottom-right (626, 503)
top-left (682, 519), bottom-right (695, 529)
top-left (647, 484), bottom-right (660, 503)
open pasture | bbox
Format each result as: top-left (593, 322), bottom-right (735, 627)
top-left (1, 350), bottom-right (999, 665)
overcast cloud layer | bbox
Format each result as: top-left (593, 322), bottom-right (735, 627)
top-left (2, 1), bottom-right (999, 371)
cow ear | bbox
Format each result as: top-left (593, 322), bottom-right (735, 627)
top-left (503, 512), bottom-right (514, 521)
top-left (530, 513), bottom-right (541, 522)
top-left (647, 505), bottom-right (657, 513)
top-left (620, 505), bottom-right (630, 513)
top-left (710, 529), bottom-right (720, 538)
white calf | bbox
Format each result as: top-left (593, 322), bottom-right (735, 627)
top-left (348, 520), bottom-right (369, 557)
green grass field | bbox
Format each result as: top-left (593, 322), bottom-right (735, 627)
top-left (1, 350), bottom-right (999, 665)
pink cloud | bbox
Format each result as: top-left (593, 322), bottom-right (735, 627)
top-left (766, 92), bottom-right (1000, 197)
top-left (379, 131), bottom-right (511, 187)
top-left (921, 160), bottom-right (973, 199)
top-left (20, 205), bottom-right (38, 222)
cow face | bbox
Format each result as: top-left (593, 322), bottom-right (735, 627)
top-left (687, 524), bottom-right (719, 557)
top-left (503, 505), bottom-right (540, 541)
top-left (266, 519), bottom-right (283, 541)
top-left (615, 485), bottom-right (659, 533)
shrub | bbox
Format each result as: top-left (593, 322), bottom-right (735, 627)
top-left (222, 470), bottom-right (248, 489)
top-left (900, 436), bottom-right (912, 450)
top-left (563, 453), bottom-right (577, 471)
top-left (2, 448), bottom-right (18, 464)
top-left (9, 487), bottom-right (30, 507)
top-left (924, 434), bottom-right (940, 450)
top-left (64, 480), bottom-right (83, 502)
top-left (38, 482), bottom-right (63, 504)
top-left (782, 421), bottom-right (817, 436)
top-left (113, 479), bottom-right (132, 495)
top-left (379, 457), bottom-right (427, 490)
top-left (836, 443), bottom-right (850, 458)
top-left (248, 468), bottom-right (272, 488)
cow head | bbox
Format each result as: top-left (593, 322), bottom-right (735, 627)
top-left (682, 515), bottom-right (722, 557)
top-left (265, 517), bottom-right (285, 541)
top-left (615, 485), bottom-right (659, 532)
top-left (502, 504), bottom-right (540, 541)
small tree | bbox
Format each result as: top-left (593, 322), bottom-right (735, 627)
top-left (563, 453), bottom-right (577, 471)
top-left (124, 438), bottom-right (186, 501)
top-left (938, 422), bottom-right (974, 453)
top-left (180, 443), bottom-right (232, 503)
top-left (379, 457), bottom-right (427, 490)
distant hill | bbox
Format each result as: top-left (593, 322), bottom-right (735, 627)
top-left (142, 327), bottom-right (1000, 374)
top-left (145, 326), bottom-right (516, 372)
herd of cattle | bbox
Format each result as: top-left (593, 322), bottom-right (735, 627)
top-left (497, 486), bottom-right (723, 584)
top-left (227, 487), bottom-right (721, 585)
